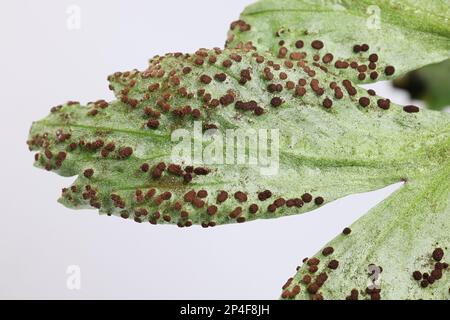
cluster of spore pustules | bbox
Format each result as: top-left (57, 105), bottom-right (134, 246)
top-left (27, 17), bottom-right (423, 228)
top-left (280, 227), bottom-right (386, 300)
top-left (412, 248), bottom-right (449, 289)
top-left (281, 233), bottom-right (449, 300)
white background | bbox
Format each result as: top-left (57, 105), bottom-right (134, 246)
top-left (0, 0), bottom-right (446, 299)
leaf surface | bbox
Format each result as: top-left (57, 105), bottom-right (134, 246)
top-left (226, 0), bottom-right (450, 84)
top-left (280, 156), bottom-right (450, 300)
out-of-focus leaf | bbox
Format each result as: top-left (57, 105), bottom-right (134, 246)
top-left (394, 59), bottom-right (450, 111)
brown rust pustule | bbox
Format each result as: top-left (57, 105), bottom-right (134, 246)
top-left (403, 105), bottom-right (420, 113)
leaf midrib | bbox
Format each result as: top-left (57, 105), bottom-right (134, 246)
top-left (38, 120), bottom-right (169, 140)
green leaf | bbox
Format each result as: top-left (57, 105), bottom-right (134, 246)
top-left (394, 59), bottom-right (450, 111)
top-left (226, 0), bottom-right (450, 84)
top-left (28, 48), bottom-right (450, 231)
top-left (280, 158), bottom-right (450, 300)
